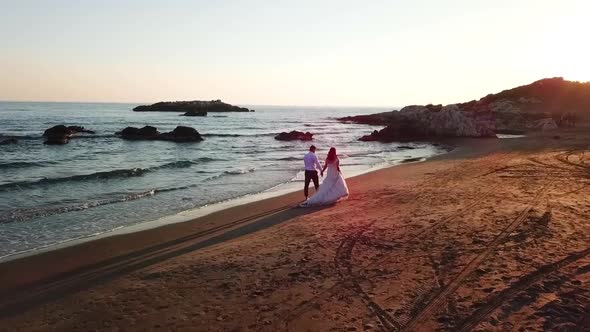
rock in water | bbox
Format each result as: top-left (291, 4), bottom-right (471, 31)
top-left (160, 126), bottom-right (203, 142)
top-left (43, 125), bottom-right (74, 145)
top-left (42, 125), bottom-right (98, 145)
top-left (274, 131), bottom-right (314, 141)
top-left (119, 126), bottom-right (160, 140)
top-left (117, 126), bottom-right (202, 142)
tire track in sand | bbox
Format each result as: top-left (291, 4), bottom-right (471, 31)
top-left (456, 247), bottom-right (590, 331)
top-left (286, 155), bottom-right (515, 330)
top-left (399, 180), bottom-right (552, 331)
top-left (284, 194), bottom-right (492, 330)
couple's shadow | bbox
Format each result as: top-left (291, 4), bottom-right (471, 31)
top-left (0, 202), bottom-right (334, 318)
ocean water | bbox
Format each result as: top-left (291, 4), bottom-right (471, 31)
top-left (0, 102), bottom-right (444, 259)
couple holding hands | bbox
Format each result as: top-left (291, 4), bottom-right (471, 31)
top-left (300, 145), bottom-right (349, 207)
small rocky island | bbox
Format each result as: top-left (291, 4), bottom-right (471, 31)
top-left (342, 78), bottom-right (589, 142)
top-left (133, 100), bottom-right (253, 113)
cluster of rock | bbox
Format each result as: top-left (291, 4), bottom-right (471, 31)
top-left (344, 77), bottom-right (590, 142)
top-left (9, 124), bottom-right (316, 146)
top-left (25, 125), bottom-right (203, 146)
top-left (275, 131), bottom-right (313, 141)
top-left (133, 100), bottom-right (253, 113)
top-left (43, 125), bottom-right (96, 145)
top-left (117, 126), bottom-right (203, 142)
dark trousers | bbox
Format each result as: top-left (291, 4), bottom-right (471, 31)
top-left (304, 170), bottom-right (319, 197)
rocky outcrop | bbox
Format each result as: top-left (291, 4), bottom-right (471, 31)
top-left (533, 118), bottom-right (558, 131)
top-left (160, 126), bottom-right (203, 142)
top-left (133, 100), bottom-right (252, 113)
top-left (359, 121), bottom-right (428, 142)
top-left (182, 111), bottom-right (207, 117)
top-left (358, 105), bottom-right (496, 142)
top-left (340, 112), bottom-right (399, 125)
top-left (0, 138), bottom-right (18, 145)
top-left (342, 78), bottom-right (590, 139)
top-left (117, 126), bottom-right (202, 142)
top-left (558, 112), bottom-right (577, 127)
top-left (401, 104), bottom-right (496, 137)
top-left (274, 131), bottom-right (313, 141)
top-left (465, 77), bottom-right (590, 115)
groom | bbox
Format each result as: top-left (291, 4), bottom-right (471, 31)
top-left (303, 145), bottom-right (322, 200)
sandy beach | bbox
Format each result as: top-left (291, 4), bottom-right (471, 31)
top-left (1, 129), bottom-right (590, 331)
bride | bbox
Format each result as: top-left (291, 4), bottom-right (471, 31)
top-left (300, 147), bottom-right (349, 207)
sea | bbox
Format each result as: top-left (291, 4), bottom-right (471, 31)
top-left (0, 102), bottom-right (446, 260)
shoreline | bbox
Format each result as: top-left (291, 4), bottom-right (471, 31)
top-left (0, 143), bottom-right (460, 292)
top-left (0, 148), bottom-right (445, 264)
top-left (3, 130), bottom-right (588, 330)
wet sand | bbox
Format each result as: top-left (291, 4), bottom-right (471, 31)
top-left (1, 129), bottom-right (590, 331)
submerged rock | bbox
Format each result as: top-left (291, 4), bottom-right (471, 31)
top-left (0, 138), bottom-right (18, 145)
top-left (182, 111), bottom-right (208, 117)
top-left (275, 131), bottom-right (313, 141)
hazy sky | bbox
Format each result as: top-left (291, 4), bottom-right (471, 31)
top-left (1, 0), bottom-right (588, 106)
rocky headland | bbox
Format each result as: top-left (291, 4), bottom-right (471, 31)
top-left (133, 100), bottom-right (252, 113)
top-left (342, 77), bottom-right (590, 142)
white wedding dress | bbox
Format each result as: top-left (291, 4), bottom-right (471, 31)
top-left (300, 158), bottom-right (349, 207)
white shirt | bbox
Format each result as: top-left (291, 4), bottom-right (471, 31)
top-left (304, 152), bottom-right (322, 171)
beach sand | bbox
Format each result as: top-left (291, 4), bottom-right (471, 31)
top-left (1, 129), bottom-right (590, 331)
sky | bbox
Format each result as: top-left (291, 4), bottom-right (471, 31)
top-left (0, 0), bottom-right (588, 106)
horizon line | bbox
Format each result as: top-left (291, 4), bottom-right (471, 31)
top-left (0, 99), bottom-right (399, 109)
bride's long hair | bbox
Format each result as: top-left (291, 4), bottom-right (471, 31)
top-left (326, 147), bottom-right (337, 163)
